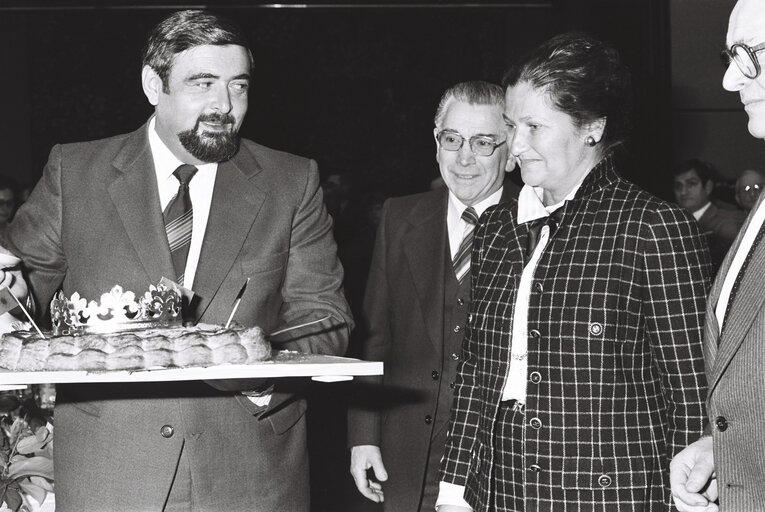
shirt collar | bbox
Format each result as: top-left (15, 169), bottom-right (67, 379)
top-left (517, 171), bottom-right (589, 225)
top-left (448, 186), bottom-right (505, 224)
top-left (692, 201), bottom-right (712, 220)
top-left (147, 116), bottom-right (217, 178)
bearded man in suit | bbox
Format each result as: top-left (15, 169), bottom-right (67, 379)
top-left (670, 0), bottom-right (765, 510)
top-left (347, 81), bottom-right (519, 512)
top-left (1, 10), bottom-right (351, 512)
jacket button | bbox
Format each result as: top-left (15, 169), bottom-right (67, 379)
top-left (160, 425), bottom-right (174, 438)
top-left (589, 322), bottom-right (603, 336)
top-left (457, 298), bottom-right (464, 306)
top-left (598, 474), bottom-right (612, 488)
top-left (527, 464), bottom-right (541, 473)
top-left (716, 416), bottom-right (728, 432)
top-left (529, 371), bottom-right (542, 384)
top-left (529, 329), bottom-right (541, 339)
top-left (534, 282), bottom-right (544, 293)
top-left (432, 370), bottom-right (440, 380)
top-left (425, 415), bottom-right (433, 425)
top-left (529, 417), bottom-right (542, 429)
top-left (451, 353), bottom-right (459, 361)
top-left (453, 325), bottom-right (461, 333)
top-left (449, 382), bottom-right (456, 389)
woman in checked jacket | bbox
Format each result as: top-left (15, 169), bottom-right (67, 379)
top-left (437, 32), bottom-right (710, 512)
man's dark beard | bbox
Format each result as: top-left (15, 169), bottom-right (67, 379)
top-left (178, 113), bottom-right (240, 163)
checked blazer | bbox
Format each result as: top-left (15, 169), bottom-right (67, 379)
top-left (440, 151), bottom-right (711, 511)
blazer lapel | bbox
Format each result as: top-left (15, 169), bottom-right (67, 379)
top-left (108, 125), bottom-right (176, 284)
top-left (192, 150), bottom-right (265, 321)
top-left (709, 195), bottom-right (765, 392)
top-left (403, 191), bottom-right (448, 354)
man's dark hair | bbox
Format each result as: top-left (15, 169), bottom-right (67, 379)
top-left (142, 10), bottom-right (254, 94)
top-left (674, 158), bottom-right (719, 185)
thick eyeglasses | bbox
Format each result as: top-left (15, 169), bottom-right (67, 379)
top-left (742, 183), bottom-right (762, 196)
top-left (437, 130), bottom-right (506, 157)
top-left (721, 41), bottom-right (765, 79)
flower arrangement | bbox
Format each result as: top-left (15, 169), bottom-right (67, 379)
top-left (0, 393), bottom-right (53, 512)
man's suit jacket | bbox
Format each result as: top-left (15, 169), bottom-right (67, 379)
top-left (704, 192), bottom-right (765, 509)
top-left (440, 151), bottom-right (710, 511)
top-left (697, 202), bottom-right (747, 273)
top-left (3, 121), bottom-right (352, 512)
top-left (347, 180), bottom-right (517, 511)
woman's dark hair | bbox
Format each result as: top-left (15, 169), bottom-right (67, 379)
top-left (502, 31), bottom-right (632, 148)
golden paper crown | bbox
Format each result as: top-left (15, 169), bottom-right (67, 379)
top-left (50, 283), bottom-right (182, 336)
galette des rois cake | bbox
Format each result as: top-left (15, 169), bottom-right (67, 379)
top-left (0, 284), bottom-right (271, 372)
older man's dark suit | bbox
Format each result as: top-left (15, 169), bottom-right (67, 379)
top-left (347, 180), bottom-right (517, 512)
top-left (3, 121), bottom-right (352, 512)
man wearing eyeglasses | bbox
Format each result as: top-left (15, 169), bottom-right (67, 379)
top-left (670, 0), bottom-right (765, 510)
top-left (735, 168), bottom-right (765, 212)
top-left (347, 81), bottom-right (519, 512)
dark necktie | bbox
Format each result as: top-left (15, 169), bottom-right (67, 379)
top-left (453, 207), bottom-right (479, 284)
top-left (164, 164), bottom-right (198, 286)
top-left (525, 206), bottom-right (564, 258)
top-left (721, 219), bottom-right (765, 333)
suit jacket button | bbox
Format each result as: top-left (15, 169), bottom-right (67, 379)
top-left (589, 322), bottom-right (603, 336)
top-left (453, 325), bottom-right (461, 333)
top-left (529, 417), bottom-right (543, 429)
top-left (598, 474), bottom-right (612, 488)
top-left (529, 371), bottom-right (542, 384)
top-left (449, 381), bottom-right (456, 389)
top-left (425, 415), bottom-right (433, 425)
top-left (529, 329), bottom-right (541, 339)
top-left (534, 282), bottom-right (544, 293)
top-left (451, 353), bottom-right (459, 361)
top-left (432, 370), bottom-right (440, 380)
top-left (160, 425), bottom-right (174, 438)
top-left (716, 416), bottom-right (728, 432)
top-left (457, 298), bottom-right (465, 306)
top-left (527, 464), bottom-right (541, 473)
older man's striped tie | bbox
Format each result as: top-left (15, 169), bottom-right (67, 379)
top-left (164, 164), bottom-right (198, 286)
top-left (453, 207), bottom-right (478, 284)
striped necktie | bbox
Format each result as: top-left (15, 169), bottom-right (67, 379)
top-left (453, 207), bottom-right (479, 284)
top-left (164, 164), bottom-right (198, 286)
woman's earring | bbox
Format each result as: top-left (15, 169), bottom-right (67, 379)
top-left (585, 136), bottom-right (597, 147)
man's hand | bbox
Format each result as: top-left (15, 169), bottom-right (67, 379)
top-left (350, 445), bottom-right (388, 503)
top-left (670, 436), bottom-right (718, 511)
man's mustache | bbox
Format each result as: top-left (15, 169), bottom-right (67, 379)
top-left (197, 113), bottom-right (236, 126)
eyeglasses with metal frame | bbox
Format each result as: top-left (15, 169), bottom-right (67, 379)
top-left (436, 130), bottom-right (506, 157)
top-left (721, 41), bottom-right (765, 79)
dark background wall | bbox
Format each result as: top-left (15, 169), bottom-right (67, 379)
top-left (3, 0), bottom-right (674, 199)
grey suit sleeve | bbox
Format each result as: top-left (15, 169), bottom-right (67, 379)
top-left (2, 145), bottom-right (67, 312)
top-left (271, 159), bottom-right (353, 356)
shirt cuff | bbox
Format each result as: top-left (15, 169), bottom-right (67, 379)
top-left (436, 481), bottom-right (472, 510)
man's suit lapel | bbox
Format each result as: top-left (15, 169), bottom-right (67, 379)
top-left (403, 190), bottom-right (448, 354)
top-left (108, 125), bottom-right (176, 284)
top-left (192, 150), bottom-right (266, 321)
top-left (708, 193), bottom-right (765, 393)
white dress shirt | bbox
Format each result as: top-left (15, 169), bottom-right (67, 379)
top-left (692, 201), bottom-right (712, 221)
top-left (147, 117), bottom-right (217, 289)
top-left (447, 187), bottom-right (505, 259)
top-left (715, 196), bottom-right (765, 330)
